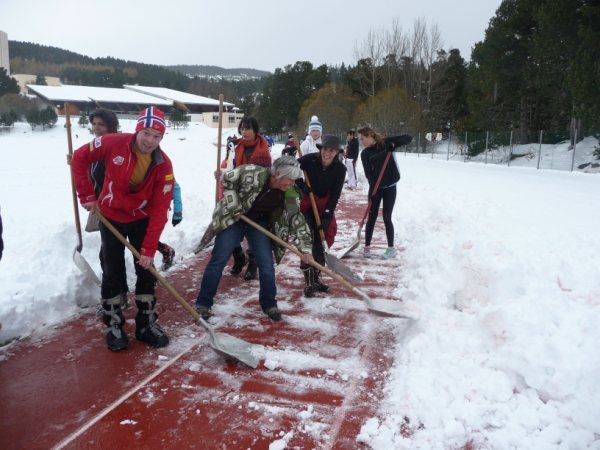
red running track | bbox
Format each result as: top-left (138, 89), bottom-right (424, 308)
top-left (0, 186), bottom-right (413, 449)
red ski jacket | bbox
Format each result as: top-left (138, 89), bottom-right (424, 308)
top-left (71, 133), bottom-right (174, 257)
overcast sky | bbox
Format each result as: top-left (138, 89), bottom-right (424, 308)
top-left (1, 0), bottom-right (501, 72)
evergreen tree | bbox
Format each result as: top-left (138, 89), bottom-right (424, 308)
top-left (0, 68), bottom-right (19, 97)
top-left (40, 106), bottom-right (58, 129)
top-left (26, 108), bottom-right (40, 130)
top-left (169, 109), bottom-right (189, 129)
top-left (35, 74), bottom-right (47, 85)
top-left (78, 111), bottom-right (88, 127)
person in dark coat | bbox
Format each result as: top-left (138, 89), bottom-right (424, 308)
top-left (358, 126), bottom-right (411, 259)
top-left (344, 129), bottom-right (359, 189)
top-left (297, 134), bottom-right (346, 297)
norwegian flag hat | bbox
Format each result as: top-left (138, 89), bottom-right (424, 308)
top-left (135, 106), bottom-right (166, 135)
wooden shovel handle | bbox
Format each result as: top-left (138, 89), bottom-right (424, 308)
top-left (65, 102), bottom-right (83, 251)
top-left (359, 150), bottom-right (392, 227)
top-left (293, 134), bottom-right (328, 246)
top-left (238, 215), bottom-right (355, 291)
top-left (93, 207), bottom-right (202, 323)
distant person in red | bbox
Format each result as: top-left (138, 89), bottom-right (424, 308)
top-left (215, 117), bottom-right (272, 280)
top-left (71, 106), bottom-right (175, 351)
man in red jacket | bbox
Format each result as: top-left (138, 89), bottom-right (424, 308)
top-left (72, 106), bottom-right (174, 351)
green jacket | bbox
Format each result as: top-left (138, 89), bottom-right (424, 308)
top-left (211, 164), bottom-right (312, 263)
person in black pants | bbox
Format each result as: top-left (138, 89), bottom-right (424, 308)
top-left (344, 130), bottom-right (359, 189)
top-left (358, 127), bottom-right (411, 259)
top-left (297, 135), bottom-right (346, 296)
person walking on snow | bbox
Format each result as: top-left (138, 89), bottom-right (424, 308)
top-left (214, 117), bottom-right (272, 281)
top-left (358, 126), bottom-right (412, 259)
top-left (297, 135), bottom-right (346, 297)
top-left (71, 106), bottom-right (175, 351)
top-left (299, 115), bottom-right (322, 156)
top-left (196, 156), bottom-right (313, 322)
top-left (344, 129), bottom-right (359, 190)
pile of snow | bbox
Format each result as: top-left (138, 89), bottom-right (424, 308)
top-left (0, 119), bottom-right (232, 342)
top-left (360, 157), bottom-right (600, 448)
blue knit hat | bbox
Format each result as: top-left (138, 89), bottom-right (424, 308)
top-left (308, 115), bottom-right (322, 133)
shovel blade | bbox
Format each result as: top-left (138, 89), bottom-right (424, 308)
top-left (338, 226), bottom-right (362, 259)
top-left (365, 298), bottom-right (418, 318)
top-left (194, 223), bottom-right (216, 254)
top-left (209, 332), bottom-right (260, 368)
top-left (73, 248), bottom-right (101, 286)
top-left (325, 252), bottom-right (363, 283)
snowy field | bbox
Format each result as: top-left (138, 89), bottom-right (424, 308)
top-left (1, 120), bottom-right (599, 448)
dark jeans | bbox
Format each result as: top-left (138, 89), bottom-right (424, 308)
top-left (99, 218), bottom-right (155, 300)
top-left (196, 219), bottom-right (276, 310)
top-left (365, 185), bottom-right (397, 247)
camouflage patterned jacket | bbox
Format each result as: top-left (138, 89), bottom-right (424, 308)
top-left (211, 164), bottom-right (313, 263)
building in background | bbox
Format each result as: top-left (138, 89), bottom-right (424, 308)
top-left (124, 85), bottom-right (243, 128)
top-left (0, 30), bottom-right (10, 75)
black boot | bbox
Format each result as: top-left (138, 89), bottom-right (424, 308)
top-left (230, 246), bottom-right (247, 275)
top-left (244, 254), bottom-right (257, 281)
top-left (314, 270), bottom-right (329, 293)
top-left (303, 267), bottom-right (318, 298)
top-left (102, 295), bottom-right (129, 351)
top-left (135, 295), bottom-right (169, 348)
top-left (263, 306), bottom-right (282, 322)
top-left (159, 243), bottom-right (175, 271)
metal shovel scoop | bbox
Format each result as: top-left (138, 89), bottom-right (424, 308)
top-left (95, 208), bottom-right (259, 368)
top-left (239, 215), bottom-right (413, 318)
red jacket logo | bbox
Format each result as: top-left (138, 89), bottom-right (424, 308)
top-left (112, 156), bottom-right (125, 165)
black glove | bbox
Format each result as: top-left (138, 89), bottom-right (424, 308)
top-left (172, 212), bottom-right (183, 226)
top-left (295, 178), bottom-right (311, 196)
top-left (384, 134), bottom-right (413, 152)
top-left (319, 210), bottom-right (333, 231)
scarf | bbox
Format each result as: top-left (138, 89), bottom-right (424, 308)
top-left (234, 135), bottom-right (272, 168)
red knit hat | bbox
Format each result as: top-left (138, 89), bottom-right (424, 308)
top-left (135, 106), bottom-right (166, 135)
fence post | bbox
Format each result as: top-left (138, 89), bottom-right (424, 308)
top-left (417, 133), bottom-right (421, 158)
top-left (570, 128), bottom-right (578, 172)
top-left (485, 131), bottom-right (489, 164)
top-left (508, 130), bottom-right (513, 167)
top-left (536, 130), bottom-right (543, 170)
top-left (464, 131), bottom-right (468, 163)
top-left (447, 131), bottom-right (451, 161)
top-left (431, 134), bottom-right (434, 159)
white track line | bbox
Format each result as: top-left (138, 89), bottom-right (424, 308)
top-left (51, 343), bottom-right (197, 450)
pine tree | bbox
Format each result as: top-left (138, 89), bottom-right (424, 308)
top-left (0, 68), bottom-right (19, 97)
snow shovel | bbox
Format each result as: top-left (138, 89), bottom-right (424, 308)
top-left (293, 134), bottom-right (362, 284)
top-left (65, 102), bottom-right (101, 286)
top-left (338, 151), bottom-right (393, 259)
top-left (94, 207), bottom-right (259, 369)
top-left (239, 215), bottom-right (410, 318)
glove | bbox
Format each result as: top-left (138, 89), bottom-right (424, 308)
top-left (172, 212), bottom-right (183, 226)
top-left (319, 210), bottom-right (333, 231)
top-left (384, 134), bottom-right (413, 152)
top-left (295, 178), bottom-right (311, 196)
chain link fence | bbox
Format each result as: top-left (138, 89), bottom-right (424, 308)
top-left (401, 130), bottom-right (600, 173)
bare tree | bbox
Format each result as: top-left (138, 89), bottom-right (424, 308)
top-left (353, 27), bottom-right (385, 100)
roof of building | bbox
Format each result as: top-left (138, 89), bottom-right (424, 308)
top-left (123, 85), bottom-right (234, 107)
top-left (26, 84), bottom-right (172, 106)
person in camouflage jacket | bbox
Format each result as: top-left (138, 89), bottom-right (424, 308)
top-left (196, 156), bottom-right (313, 322)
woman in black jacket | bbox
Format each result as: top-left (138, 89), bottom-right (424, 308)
top-left (358, 127), bottom-right (411, 259)
top-left (297, 135), bottom-right (346, 296)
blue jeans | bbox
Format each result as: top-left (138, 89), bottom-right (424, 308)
top-left (196, 219), bottom-right (277, 311)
